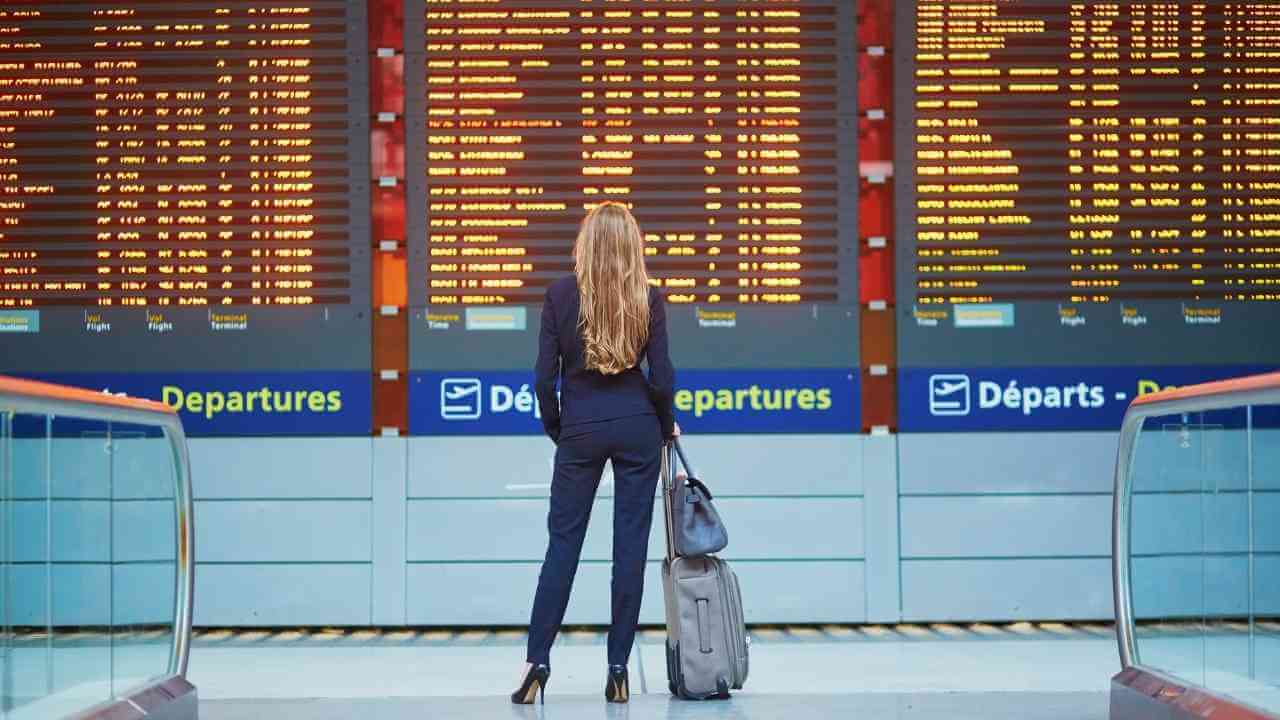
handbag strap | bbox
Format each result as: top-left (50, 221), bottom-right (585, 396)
top-left (671, 439), bottom-right (717, 500)
top-left (683, 477), bottom-right (714, 501)
top-left (672, 437), bottom-right (698, 480)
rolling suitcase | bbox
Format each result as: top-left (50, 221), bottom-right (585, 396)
top-left (660, 439), bottom-right (749, 700)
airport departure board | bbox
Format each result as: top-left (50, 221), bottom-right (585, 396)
top-left (896, 1), bottom-right (1280, 431)
top-left (407, 0), bottom-right (860, 435)
top-left (0, 2), bottom-right (372, 436)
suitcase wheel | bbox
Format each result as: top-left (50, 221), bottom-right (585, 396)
top-left (716, 676), bottom-right (731, 699)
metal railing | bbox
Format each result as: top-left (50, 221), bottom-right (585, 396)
top-left (0, 377), bottom-right (195, 720)
top-left (1112, 371), bottom-right (1280, 720)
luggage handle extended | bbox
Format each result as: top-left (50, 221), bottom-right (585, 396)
top-left (665, 438), bottom-right (686, 561)
top-left (662, 439), bottom-right (693, 491)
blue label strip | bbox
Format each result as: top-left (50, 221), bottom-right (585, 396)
top-left (17, 372), bottom-right (372, 437)
top-left (899, 365), bottom-right (1278, 432)
top-left (410, 368), bottom-right (860, 435)
top-left (14, 365), bottom-right (1271, 436)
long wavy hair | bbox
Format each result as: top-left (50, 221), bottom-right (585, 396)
top-left (574, 202), bottom-right (651, 375)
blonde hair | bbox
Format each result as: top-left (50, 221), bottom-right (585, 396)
top-left (574, 202), bottom-right (651, 375)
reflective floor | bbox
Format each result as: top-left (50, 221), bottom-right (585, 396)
top-left (203, 692), bottom-right (1110, 720)
top-left (13, 622), bottom-right (1280, 717)
top-left (189, 623), bottom-right (1120, 698)
top-left (188, 623), bottom-right (1116, 720)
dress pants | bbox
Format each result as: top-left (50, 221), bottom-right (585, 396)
top-left (526, 413), bottom-right (663, 667)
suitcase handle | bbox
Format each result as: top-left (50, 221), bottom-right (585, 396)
top-left (661, 441), bottom-right (679, 560)
top-left (662, 440), bottom-right (692, 492)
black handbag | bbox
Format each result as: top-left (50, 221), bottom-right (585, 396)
top-left (668, 439), bottom-right (729, 557)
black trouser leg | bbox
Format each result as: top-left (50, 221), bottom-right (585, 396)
top-left (526, 431), bottom-right (606, 665)
top-left (607, 415), bottom-right (662, 666)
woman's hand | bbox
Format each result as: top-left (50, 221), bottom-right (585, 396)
top-left (672, 421), bottom-right (681, 438)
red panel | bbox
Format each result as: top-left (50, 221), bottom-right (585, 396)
top-left (859, 247), bottom-right (893, 304)
top-left (371, 121), bottom-right (406, 179)
top-left (368, 0), bottom-right (405, 51)
top-left (861, 373), bottom-right (898, 431)
top-left (859, 117), bottom-right (891, 164)
top-left (858, 181), bottom-right (892, 239)
top-left (860, 308), bottom-right (896, 367)
top-left (368, 0), bottom-right (407, 436)
top-left (374, 251), bottom-right (408, 309)
top-left (374, 311), bottom-right (407, 365)
top-left (372, 184), bottom-right (407, 243)
top-left (373, 375), bottom-right (409, 431)
top-left (371, 55), bottom-right (405, 115)
top-left (857, 0), bottom-right (894, 49)
top-left (858, 53), bottom-right (892, 111)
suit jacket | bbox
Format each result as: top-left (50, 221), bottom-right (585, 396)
top-left (534, 275), bottom-right (676, 443)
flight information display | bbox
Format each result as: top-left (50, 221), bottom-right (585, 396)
top-left (406, 0), bottom-right (859, 435)
top-left (0, 2), bottom-right (372, 435)
top-left (895, 1), bottom-right (1280, 431)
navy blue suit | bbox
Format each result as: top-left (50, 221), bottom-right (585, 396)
top-left (526, 276), bottom-right (676, 667)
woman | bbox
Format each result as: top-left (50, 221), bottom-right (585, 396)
top-left (511, 202), bottom-right (677, 705)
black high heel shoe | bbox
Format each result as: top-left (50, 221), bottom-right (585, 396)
top-left (511, 664), bottom-right (550, 705)
top-left (605, 665), bottom-right (629, 703)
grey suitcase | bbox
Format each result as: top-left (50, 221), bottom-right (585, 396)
top-left (660, 440), bottom-right (749, 700)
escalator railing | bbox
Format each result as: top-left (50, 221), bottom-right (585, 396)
top-left (1113, 372), bottom-right (1280, 719)
top-left (0, 377), bottom-right (195, 720)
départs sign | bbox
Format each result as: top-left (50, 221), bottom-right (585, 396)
top-left (901, 365), bottom-right (1274, 432)
top-left (412, 368), bottom-right (859, 435)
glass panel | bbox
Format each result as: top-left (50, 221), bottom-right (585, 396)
top-left (6, 413), bottom-right (52, 718)
top-left (46, 415), bottom-right (113, 717)
top-left (0, 389), bottom-right (186, 720)
top-left (1245, 402), bottom-right (1280, 713)
top-left (1130, 402), bottom-right (1280, 714)
top-left (1130, 410), bottom-right (1209, 685)
top-left (1198, 408), bottom-right (1252, 703)
top-left (109, 420), bottom-right (176, 696)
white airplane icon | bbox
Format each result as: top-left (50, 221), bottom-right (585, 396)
top-left (933, 380), bottom-right (966, 396)
top-left (444, 386), bottom-right (476, 401)
top-left (928, 374), bottom-right (971, 416)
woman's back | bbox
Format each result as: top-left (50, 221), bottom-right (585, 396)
top-left (537, 275), bottom-right (674, 432)
top-left (532, 201), bottom-right (675, 443)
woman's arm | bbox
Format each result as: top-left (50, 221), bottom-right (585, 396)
top-left (534, 288), bottom-right (562, 442)
top-left (646, 289), bottom-right (677, 439)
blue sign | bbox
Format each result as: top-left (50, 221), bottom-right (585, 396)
top-left (17, 372), bottom-right (371, 436)
top-left (900, 365), bottom-right (1276, 432)
top-left (411, 368), bottom-right (859, 435)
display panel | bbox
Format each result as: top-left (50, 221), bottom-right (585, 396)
top-left (0, 1), bottom-right (372, 435)
top-left (896, 0), bottom-right (1280, 431)
top-left (406, 0), bottom-right (859, 434)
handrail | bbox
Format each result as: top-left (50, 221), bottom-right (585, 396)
top-left (0, 375), bottom-right (195, 682)
top-left (1130, 371), bottom-right (1280, 409)
top-left (0, 376), bottom-right (175, 421)
top-left (1112, 371), bottom-right (1280, 671)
